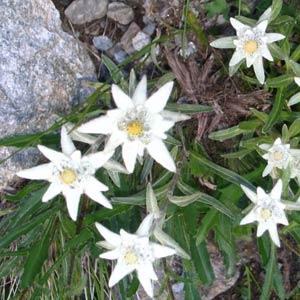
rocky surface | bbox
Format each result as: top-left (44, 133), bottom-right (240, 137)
top-left (65, 0), bottom-right (108, 24)
top-left (107, 2), bottom-right (134, 25)
top-left (0, 0), bottom-right (95, 189)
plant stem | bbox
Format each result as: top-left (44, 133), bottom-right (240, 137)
top-left (163, 259), bottom-right (175, 300)
top-left (67, 196), bottom-right (89, 286)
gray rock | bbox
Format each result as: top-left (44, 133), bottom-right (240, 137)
top-left (107, 2), bottom-right (134, 25)
top-left (120, 22), bottom-right (141, 54)
top-left (65, 0), bottom-right (108, 25)
top-left (132, 31), bottom-right (151, 51)
top-left (143, 22), bottom-right (156, 36)
top-left (0, 0), bottom-right (95, 189)
top-left (93, 35), bottom-right (113, 51)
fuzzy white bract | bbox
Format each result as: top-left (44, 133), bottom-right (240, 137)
top-left (96, 214), bottom-right (176, 298)
top-left (78, 76), bottom-right (189, 173)
top-left (210, 14), bottom-right (285, 84)
top-left (259, 138), bottom-right (292, 177)
top-left (240, 180), bottom-right (288, 247)
top-left (288, 77), bottom-right (300, 106)
top-left (17, 127), bottom-right (113, 221)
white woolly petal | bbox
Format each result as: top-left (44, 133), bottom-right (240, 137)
top-left (42, 182), bottom-right (61, 202)
top-left (151, 243), bottom-right (176, 259)
top-left (270, 180), bottom-right (282, 201)
top-left (229, 50), bottom-right (245, 67)
top-left (70, 150), bottom-right (81, 164)
top-left (267, 222), bottom-right (281, 247)
top-left (262, 164), bottom-right (273, 177)
top-left (265, 33), bottom-right (285, 43)
top-left (137, 271), bottom-right (154, 298)
top-left (100, 248), bottom-right (120, 260)
top-left (84, 175), bottom-right (109, 192)
top-left (61, 126), bottom-right (76, 156)
top-left (246, 54), bottom-right (256, 68)
top-left (85, 150), bottom-right (114, 169)
top-left (257, 222), bottom-right (268, 237)
top-left (161, 110), bottom-right (190, 122)
top-left (240, 209), bottom-right (257, 225)
top-left (77, 116), bottom-right (115, 134)
top-left (136, 214), bottom-right (154, 236)
top-left (105, 131), bottom-right (127, 152)
top-left (85, 188), bottom-right (112, 209)
top-left (108, 261), bottom-right (135, 287)
top-left (63, 187), bottom-right (81, 221)
top-left (255, 20), bottom-right (268, 34)
top-left (38, 145), bottom-right (66, 165)
top-left (122, 141), bottom-right (139, 173)
top-left (146, 138), bottom-right (176, 172)
top-left (295, 77), bottom-right (300, 87)
top-left (145, 82), bottom-right (174, 113)
top-left (17, 163), bottom-right (53, 181)
top-left (261, 45), bottom-right (273, 61)
top-left (210, 36), bottom-right (236, 49)
top-left (240, 185), bottom-right (257, 203)
top-left (259, 143), bottom-right (271, 151)
top-left (253, 56), bottom-right (265, 84)
top-left (95, 223), bottom-right (121, 246)
top-left (111, 84), bottom-right (134, 110)
top-left (230, 18), bottom-right (249, 32)
top-left (132, 75), bottom-right (147, 104)
top-left (258, 7), bottom-right (272, 23)
top-left (138, 262), bottom-right (158, 280)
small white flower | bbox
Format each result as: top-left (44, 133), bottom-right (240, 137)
top-left (210, 15), bottom-right (285, 84)
top-left (17, 127), bottom-right (113, 221)
top-left (259, 138), bottom-right (292, 177)
top-left (78, 76), bottom-right (189, 173)
top-left (96, 214), bottom-right (176, 298)
top-left (240, 180), bottom-right (288, 247)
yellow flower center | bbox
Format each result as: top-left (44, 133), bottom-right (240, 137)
top-left (260, 208), bottom-right (272, 221)
top-left (126, 120), bottom-right (144, 137)
top-left (272, 151), bottom-right (284, 161)
top-left (60, 168), bottom-right (77, 185)
top-left (123, 250), bottom-right (139, 265)
top-left (244, 40), bottom-right (258, 54)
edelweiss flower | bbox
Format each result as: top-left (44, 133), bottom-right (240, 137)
top-left (288, 77), bottom-right (300, 106)
top-left (240, 180), bottom-right (288, 247)
top-left (259, 138), bottom-right (292, 177)
top-left (78, 76), bottom-right (189, 173)
top-left (210, 15), bottom-right (285, 83)
top-left (96, 214), bottom-right (176, 297)
top-left (17, 127), bottom-right (113, 221)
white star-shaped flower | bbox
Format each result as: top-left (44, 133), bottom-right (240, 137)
top-left (210, 14), bottom-right (285, 84)
top-left (96, 214), bottom-right (176, 298)
top-left (240, 180), bottom-right (288, 247)
top-left (78, 76), bottom-right (189, 173)
top-left (259, 138), bottom-right (292, 177)
top-left (17, 126), bottom-right (113, 221)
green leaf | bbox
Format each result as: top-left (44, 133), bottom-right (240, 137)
top-left (260, 244), bottom-right (276, 300)
top-left (205, 0), bottom-right (229, 18)
top-left (209, 125), bottom-right (250, 141)
top-left (266, 75), bottom-right (294, 88)
top-left (262, 88), bottom-right (285, 133)
top-left (0, 206), bottom-right (59, 249)
top-left (270, 0), bottom-right (282, 22)
top-left (168, 192), bottom-right (235, 219)
top-left (187, 11), bottom-right (208, 48)
top-left (190, 151), bottom-right (255, 191)
top-left (20, 217), bottom-right (56, 288)
top-left (165, 103), bottom-right (212, 113)
top-left (288, 119), bottom-right (300, 138)
top-left (196, 210), bottom-right (218, 245)
top-left (268, 43), bottom-right (287, 60)
top-left (101, 54), bottom-right (124, 84)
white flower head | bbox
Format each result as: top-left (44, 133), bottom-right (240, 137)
top-left (259, 138), bottom-right (292, 177)
top-left (240, 180), bottom-right (288, 247)
top-left (78, 76), bottom-right (189, 173)
top-left (210, 14), bottom-right (285, 84)
top-left (17, 126), bottom-right (113, 221)
top-left (96, 214), bottom-right (176, 298)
